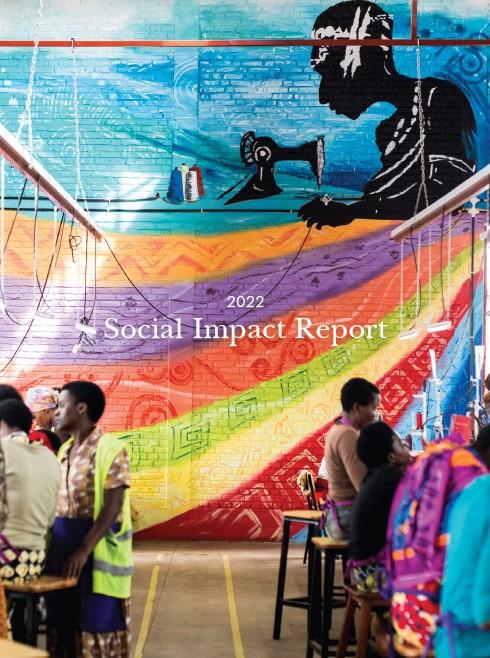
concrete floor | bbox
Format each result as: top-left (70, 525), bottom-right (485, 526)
top-left (132, 541), bottom-right (344, 658)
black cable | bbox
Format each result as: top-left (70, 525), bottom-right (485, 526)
top-left (32, 183), bottom-right (53, 310)
top-left (103, 226), bottom-right (312, 329)
top-left (86, 233), bottom-right (97, 322)
top-left (2, 193), bottom-right (161, 203)
top-left (0, 179), bottom-right (28, 259)
top-left (68, 215), bottom-right (82, 262)
top-left (439, 210), bottom-right (446, 317)
top-left (102, 236), bottom-right (193, 329)
top-left (224, 226), bottom-right (313, 325)
top-left (0, 210), bottom-right (66, 375)
top-left (409, 227), bottom-right (421, 321)
top-left (83, 228), bottom-right (88, 317)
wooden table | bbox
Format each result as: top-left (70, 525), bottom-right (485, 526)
top-left (0, 639), bottom-right (48, 657)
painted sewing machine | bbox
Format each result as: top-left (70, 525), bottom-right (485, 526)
top-left (225, 131), bottom-right (325, 205)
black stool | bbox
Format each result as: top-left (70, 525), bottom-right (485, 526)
top-left (273, 509), bottom-right (322, 639)
top-left (307, 536), bottom-right (349, 658)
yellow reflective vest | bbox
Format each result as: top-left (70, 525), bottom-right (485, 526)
top-left (59, 434), bottom-right (133, 599)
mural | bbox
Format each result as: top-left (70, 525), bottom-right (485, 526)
top-left (0, 0), bottom-right (488, 539)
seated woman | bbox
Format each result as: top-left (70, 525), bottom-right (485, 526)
top-left (348, 421), bottom-right (411, 593)
top-left (322, 378), bottom-right (381, 540)
top-left (0, 399), bottom-right (61, 583)
top-left (46, 380), bottom-right (132, 658)
top-left (0, 398), bottom-right (61, 641)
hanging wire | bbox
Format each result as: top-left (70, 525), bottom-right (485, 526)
top-left (0, 211), bottom-right (66, 374)
top-left (399, 238), bottom-right (405, 333)
top-left (71, 38), bottom-right (89, 211)
top-left (447, 206), bottom-right (452, 318)
top-left (0, 158), bottom-right (5, 312)
top-left (413, 39), bottom-right (430, 215)
top-left (83, 228), bottom-right (88, 318)
top-left (428, 221), bottom-right (432, 322)
top-left (439, 206), bottom-right (447, 318)
top-left (408, 228), bottom-right (422, 323)
top-left (16, 0), bottom-right (44, 155)
top-left (0, 180), bottom-right (35, 325)
top-left (33, 183), bottom-right (39, 308)
top-left (38, 210), bottom-right (67, 314)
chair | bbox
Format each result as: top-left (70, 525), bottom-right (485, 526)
top-left (0, 582), bottom-right (7, 639)
top-left (306, 536), bottom-right (349, 658)
top-left (335, 585), bottom-right (390, 658)
top-left (273, 509), bottom-right (322, 639)
top-left (297, 469), bottom-right (322, 565)
top-left (4, 575), bottom-right (77, 647)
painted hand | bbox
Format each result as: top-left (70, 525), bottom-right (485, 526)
top-left (62, 547), bottom-right (89, 580)
top-left (298, 197), bottom-right (354, 229)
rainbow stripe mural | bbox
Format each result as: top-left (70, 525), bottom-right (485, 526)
top-left (0, 0), bottom-right (488, 540)
top-left (0, 209), bottom-right (483, 539)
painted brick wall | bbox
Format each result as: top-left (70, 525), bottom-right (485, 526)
top-left (0, 0), bottom-right (488, 539)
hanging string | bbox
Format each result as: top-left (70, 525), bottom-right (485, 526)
top-left (16, 0), bottom-right (44, 156)
top-left (33, 183), bottom-right (39, 309)
top-left (83, 228), bottom-right (88, 318)
top-left (409, 228), bottom-right (422, 323)
top-left (0, 158), bottom-right (5, 312)
top-left (447, 207), bottom-right (452, 319)
top-left (39, 210), bottom-right (67, 313)
top-left (71, 38), bottom-right (89, 212)
top-left (416, 232), bottom-right (422, 318)
top-left (399, 238), bottom-right (405, 333)
top-left (428, 221), bottom-right (432, 322)
top-left (0, 212), bottom-right (66, 375)
top-left (413, 39), bottom-right (429, 215)
top-left (439, 206), bottom-right (447, 318)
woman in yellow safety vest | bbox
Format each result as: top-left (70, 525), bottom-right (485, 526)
top-left (45, 380), bottom-right (132, 658)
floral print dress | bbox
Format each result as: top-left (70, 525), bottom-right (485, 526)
top-left (47, 427), bottom-right (131, 658)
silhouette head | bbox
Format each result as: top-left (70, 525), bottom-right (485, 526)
top-left (311, 1), bottom-right (394, 118)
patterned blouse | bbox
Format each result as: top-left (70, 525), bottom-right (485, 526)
top-left (57, 427), bottom-right (130, 519)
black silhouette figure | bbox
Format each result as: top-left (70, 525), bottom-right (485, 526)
top-left (297, 0), bottom-right (477, 229)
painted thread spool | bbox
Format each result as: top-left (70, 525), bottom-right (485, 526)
top-left (190, 164), bottom-right (205, 197)
top-left (185, 170), bottom-right (199, 202)
top-left (179, 163), bottom-right (189, 198)
top-left (167, 167), bottom-right (185, 203)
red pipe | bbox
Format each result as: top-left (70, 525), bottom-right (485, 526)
top-left (0, 38), bottom-right (488, 47)
top-left (411, 0), bottom-right (418, 41)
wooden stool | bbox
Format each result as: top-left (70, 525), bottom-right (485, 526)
top-left (393, 637), bottom-right (435, 658)
top-left (307, 536), bottom-right (349, 658)
top-left (273, 509), bottom-right (322, 639)
top-left (0, 638), bottom-right (48, 657)
top-left (336, 585), bottom-right (390, 658)
top-left (4, 575), bottom-right (77, 647)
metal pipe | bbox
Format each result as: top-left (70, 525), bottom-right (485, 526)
top-left (0, 122), bottom-right (103, 241)
top-left (411, 0), bottom-right (418, 41)
top-left (0, 38), bottom-right (488, 48)
top-left (469, 208), bottom-right (476, 438)
top-left (391, 163), bottom-right (490, 241)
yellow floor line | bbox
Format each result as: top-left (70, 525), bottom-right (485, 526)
top-left (134, 552), bottom-right (163, 658)
top-left (223, 554), bottom-right (245, 658)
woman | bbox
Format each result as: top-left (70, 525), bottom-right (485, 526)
top-left (322, 377), bottom-right (380, 539)
top-left (46, 381), bottom-right (132, 658)
top-left (348, 421), bottom-right (411, 593)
